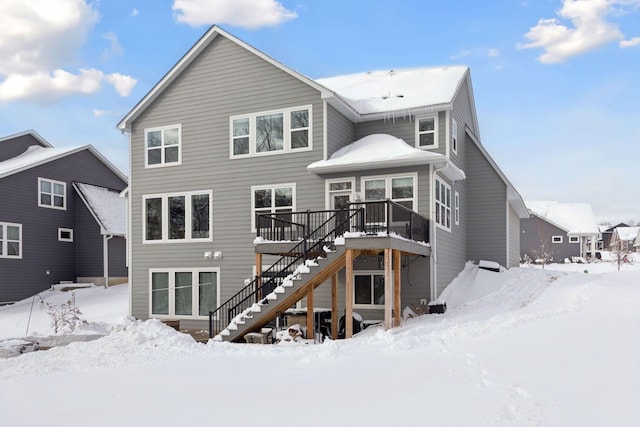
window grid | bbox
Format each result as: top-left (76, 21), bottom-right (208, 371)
top-left (251, 184), bottom-right (295, 231)
top-left (149, 268), bottom-right (220, 319)
top-left (0, 222), bottom-right (22, 259)
top-left (435, 178), bottom-right (451, 231)
top-left (38, 178), bottom-right (66, 210)
top-left (143, 190), bottom-right (212, 243)
top-left (145, 125), bottom-right (181, 168)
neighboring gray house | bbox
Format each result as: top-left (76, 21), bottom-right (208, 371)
top-left (0, 130), bottom-right (128, 304)
top-left (521, 201), bottom-right (599, 262)
top-left (610, 226), bottom-right (640, 252)
top-left (598, 222), bottom-right (629, 250)
top-left (117, 26), bottom-right (527, 341)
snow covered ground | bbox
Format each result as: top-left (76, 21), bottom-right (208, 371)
top-left (1, 262), bottom-right (639, 426)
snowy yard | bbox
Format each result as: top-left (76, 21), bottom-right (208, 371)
top-left (1, 262), bottom-right (639, 426)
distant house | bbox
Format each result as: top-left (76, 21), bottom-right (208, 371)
top-left (0, 130), bottom-right (128, 304)
top-left (598, 222), bottom-right (629, 250)
top-left (610, 226), bottom-right (640, 252)
top-left (635, 229), bottom-right (640, 252)
top-left (117, 26), bottom-right (528, 341)
top-left (521, 201), bottom-right (599, 262)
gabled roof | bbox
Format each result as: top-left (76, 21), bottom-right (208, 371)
top-left (526, 201), bottom-right (599, 235)
top-left (0, 130), bottom-right (52, 148)
top-left (0, 143), bottom-right (127, 183)
top-left (73, 182), bottom-right (126, 236)
top-left (307, 133), bottom-right (465, 181)
top-left (612, 226), bottom-right (640, 242)
top-left (117, 26), bottom-right (332, 132)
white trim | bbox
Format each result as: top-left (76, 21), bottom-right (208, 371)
top-left (229, 105), bottom-right (313, 158)
top-left (429, 164), bottom-right (436, 300)
top-left (324, 178), bottom-right (356, 210)
top-left (569, 236), bottom-right (580, 244)
top-left (142, 190), bottom-right (213, 243)
top-left (445, 110), bottom-right (450, 158)
top-left (552, 235), bottom-right (563, 243)
top-left (454, 191), bottom-right (460, 226)
top-left (360, 172), bottom-right (418, 206)
top-left (451, 117), bottom-right (458, 155)
top-left (144, 124), bottom-right (182, 168)
top-left (0, 222), bottom-right (22, 259)
top-left (38, 177), bottom-right (66, 210)
top-left (148, 268), bottom-right (221, 319)
top-left (250, 183), bottom-right (296, 232)
top-left (58, 228), bottom-right (73, 242)
top-left (434, 175), bottom-right (452, 232)
top-left (322, 100), bottom-right (328, 161)
top-left (415, 113), bottom-right (438, 150)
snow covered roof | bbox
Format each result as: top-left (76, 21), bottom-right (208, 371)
top-left (307, 134), bottom-right (465, 180)
top-left (0, 129), bottom-right (52, 148)
top-left (73, 183), bottom-right (126, 236)
top-left (316, 66), bottom-right (468, 118)
top-left (0, 144), bottom-right (127, 183)
top-left (526, 201), bottom-right (599, 235)
top-left (614, 226), bottom-right (640, 242)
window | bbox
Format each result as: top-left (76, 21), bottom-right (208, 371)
top-left (58, 228), bottom-right (73, 242)
top-left (354, 272), bottom-right (385, 307)
top-left (38, 178), bottom-right (66, 209)
top-left (452, 118), bottom-right (458, 154)
top-left (251, 184), bottom-right (295, 231)
top-left (416, 115), bottom-right (438, 149)
top-left (454, 191), bottom-right (460, 225)
top-left (230, 106), bottom-right (312, 157)
top-left (150, 269), bottom-right (219, 318)
top-left (0, 222), bottom-right (21, 259)
top-left (362, 174), bottom-right (417, 225)
top-left (143, 190), bottom-right (212, 243)
top-left (552, 235), bottom-right (563, 243)
top-left (145, 125), bottom-right (181, 167)
top-left (569, 236), bottom-right (579, 244)
top-left (435, 178), bottom-right (451, 231)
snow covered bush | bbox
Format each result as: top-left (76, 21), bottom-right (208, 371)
top-left (41, 292), bottom-right (86, 334)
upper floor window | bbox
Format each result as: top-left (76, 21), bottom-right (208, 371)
top-left (145, 125), bottom-right (181, 168)
top-left (143, 190), bottom-right (212, 243)
top-left (362, 174), bottom-right (416, 210)
top-left (435, 177), bottom-right (451, 231)
top-left (452, 118), bottom-right (458, 154)
top-left (231, 106), bottom-right (312, 158)
top-left (39, 178), bottom-right (66, 210)
top-left (416, 114), bottom-right (438, 149)
top-left (0, 222), bottom-right (21, 259)
top-left (251, 183), bottom-right (295, 231)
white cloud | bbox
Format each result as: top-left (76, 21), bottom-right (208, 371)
top-left (173, 0), bottom-right (297, 29)
top-left (105, 73), bottom-right (137, 97)
top-left (93, 109), bottom-right (117, 117)
top-left (488, 48), bottom-right (501, 57)
top-left (131, 8), bottom-right (139, 17)
top-left (518, 0), bottom-right (640, 63)
top-left (620, 36), bottom-right (640, 47)
top-left (0, 0), bottom-right (137, 102)
top-left (102, 32), bottom-right (124, 60)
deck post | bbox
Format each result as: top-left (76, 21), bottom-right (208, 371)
top-left (393, 249), bottom-right (401, 327)
top-left (306, 287), bottom-right (314, 341)
top-left (345, 249), bottom-right (354, 338)
top-left (384, 248), bottom-right (392, 330)
top-left (331, 273), bottom-right (338, 340)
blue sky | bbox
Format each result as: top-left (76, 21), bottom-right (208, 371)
top-left (1, 0), bottom-right (639, 223)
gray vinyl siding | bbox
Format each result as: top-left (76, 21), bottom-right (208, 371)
top-left (465, 133), bottom-right (508, 267)
top-left (520, 216), bottom-right (578, 262)
top-left (128, 35), bottom-right (326, 321)
top-left (0, 150), bottom-right (127, 303)
top-left (508, 204), bottom-right (520, 267)
top-left (75, 196), bottom-right (103, 278)
top-left (0, 133), bottom-right (47, 162)
top-left (353, 111), bottom-right (447, 157)
top-left (449, 77), bottom-right (475, 169)
top-left (108, 237), bottom-right (127, 277)
top-left (326, 104), bottom-right (355, 158)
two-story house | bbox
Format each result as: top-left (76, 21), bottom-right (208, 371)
top-left (118, 26), bottom-right (527, 341)
top-left (0, 130), bottom-right (128, 304)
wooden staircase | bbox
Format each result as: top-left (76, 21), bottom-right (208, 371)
top-left (212, 244), bottom-right (346, 343)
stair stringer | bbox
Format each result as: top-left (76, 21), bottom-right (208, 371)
top-left (216, 246), bottom-right (348, 343)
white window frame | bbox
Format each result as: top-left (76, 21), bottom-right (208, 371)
top-left (250, 183), bottom-right (296, 232)
top-left (38, 177), bottom-right (66, 210)
top-left (415, 114), bottom-right (438, 149)
top-left (142, 190), bottom-right (213, 243)
top-left (148, 268), bottom-right (220, 319)
top-left (58, 228), bottom-right (73, 242)
top-left (452, 118), bottom-right (458, 154)
top-left (144, 124), bottom-right (182, 168)
top-left (353, 270), bottom-right (388, 309)
top-left (454, 191), bottom-right (460, 225)
top-left (569, 236), bottom-right (580, 244)
top-left (230, 105), bottom-right (313, 158)
top-left (552, 235), bottom-right (563, 243)
top-left (0, 222), bottom-right (22, 259)
top-left (361, 173), bottom-right (418, 225)
top-left (434, 177), bottom-right (452, 232)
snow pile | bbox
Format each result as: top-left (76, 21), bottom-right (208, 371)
top-left (526, 200), bottom-right (599, 234)
top-left (74, 182), bottom-right (127, 235)
top-left (0, 145), bottom-right (83, 177)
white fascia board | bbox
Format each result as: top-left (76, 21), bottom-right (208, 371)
top-left (0, 129), bottom-right (53, 148)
